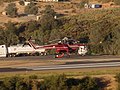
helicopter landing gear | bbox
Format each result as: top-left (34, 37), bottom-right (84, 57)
top-left (55, 53), bottom-right (64, 58)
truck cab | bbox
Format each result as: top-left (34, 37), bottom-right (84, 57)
top-left (0, 45), bottom-right (7, 57)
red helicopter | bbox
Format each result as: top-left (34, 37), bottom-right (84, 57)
top-left (28, 37), bottom-right (87, 58)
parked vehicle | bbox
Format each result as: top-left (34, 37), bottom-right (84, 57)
top-left (0, 42), bottom-right (46, 57)
top-left (29, 37), bottom-right (88, 58)
top-left (0, 37), bottom-right (88, 58)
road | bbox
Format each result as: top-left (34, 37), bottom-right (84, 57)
top-left (0, 55), bottom-right (120, 72)
top-left (15, 61), bottom-right (120, 71)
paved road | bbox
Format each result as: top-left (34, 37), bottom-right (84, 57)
top-left (0, 55), bottom-right (120, 72)
top-left (16, 61), bottom-right (120, 71)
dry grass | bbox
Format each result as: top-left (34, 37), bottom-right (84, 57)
top-left (0, 0), bottom-right (119, 24)
top-left (0, 66), bottom-right (120, 77)
top-left (0, 55), bottom-right (120, 68)
top-left (0, 67), bottom-right (119, 90)
top-left (0, 66), bottom-right (119, 90)
top-left (0, 60), bottom-right (65, 68)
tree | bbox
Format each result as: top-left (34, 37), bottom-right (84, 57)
top-left (5, 21), bottom-right (17, 33)
top-left (24, 2), bottom-right (38, 15)
top-left (32, 30), bottom-right (44, 45)
top-left (41, 75), bottom-right (68, 90)
top-left (0, 30), bottom-right (6, 45)
top-left (26, 20), bottom-right (38, 32)
top-left (39, 5), bottom-right (58, 30)
top-left (43, 5), bottom-right (56, 17)
top-left (3, 30), bottom-right (19, 46)
top-left (5, 3), bottom-right (18, 17)
top-left (79, 76), bottom-right (99, 90)
top-left (49, 29), bottom-right (61, 41)
top-left (40, 14), bottom-right (58, 31)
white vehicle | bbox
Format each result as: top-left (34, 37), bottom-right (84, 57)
top-left (0, 45), bottom-right (7, 57)
top-left (0, 41), bottom-right (46, 57)
top-left (78, 46), bottom-right (87, 56)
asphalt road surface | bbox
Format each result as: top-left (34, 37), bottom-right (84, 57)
top-left (16, 61), bottom-right (120, 71)
top-left (0, 55), bottom-right (120, 72)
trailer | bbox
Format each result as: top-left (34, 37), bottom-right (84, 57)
top-left (0, 42), bottom-right (46, 57)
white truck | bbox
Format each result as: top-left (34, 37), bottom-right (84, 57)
top-left (78, 45), bottom-right (87, 56)
top-left (0, 41), bottom-right (46, 57)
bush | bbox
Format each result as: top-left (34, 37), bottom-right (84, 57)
top-left (43, 5), bottom-right (56, 16)
top-left (40, 74), bottom-right (68, 90)
top-left (5, 3), bottom-right (18, 17)
top-left (0, 75), bottom-right (101, 90)
top-left (24, 2), bottom-right (38, 15)
top-left (80, 76), bottom-right (100, 90)
top-left (0, 76), bottom-right (35, 90)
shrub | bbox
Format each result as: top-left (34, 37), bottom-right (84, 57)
top-left (5, 3), bottom-right (18, 17)
top-left (80, 76), bottom-right (100, 90)
top-left (24, 2), bottom-right (38, 15)
top-left (40, 74), bottom-right (68, 90)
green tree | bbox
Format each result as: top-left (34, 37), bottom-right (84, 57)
top-left (41, 74), bottom-right (68, 90)
top-left (4, 30), bottom-right (19, 46)
top-left (5, 21), bottom-right (17, 33)
top-left (49, 29), bottom-right (61, 41)
top-left (24, 2), bottom-right (38, 15)
top-left (32, 30), bottom-right (44, 45)
top-left (3, 76), bottom-right (20, 90)
top-left (0, 21), bottom-right (18, 46)
top-left (5, 3), bottom-right (18, 17)
top-left (79, 76), bottom-right (99, 90)
top-left (43, 5), bottom-right (56, 16)
top-left (26, 20), bottom-right (38, 32)
top-left (40, 14), bottom-right (58, 31)
top-left (0, 30), bottom-right (5, 45)
top-left (39, 5), bottom-right (58, 31)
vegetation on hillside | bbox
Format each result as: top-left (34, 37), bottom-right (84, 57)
top-left (115, 73), bottom-right (120, 90)
top-left (24, 2), bottom-right (38, 15)
top-left (1, 5), bottom-right (120, 55)
top-left (0, 75), bottom-right (101, 90)
top-left (5, 3), bottom-right (18, 17)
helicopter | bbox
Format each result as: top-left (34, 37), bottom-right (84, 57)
top-left (28, 37), bottom-right (88, 58)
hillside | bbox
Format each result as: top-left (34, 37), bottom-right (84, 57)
top-left (0, 0), bottom-right (119, 24)
top-left (0, 0), bottom-right (120, 55)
